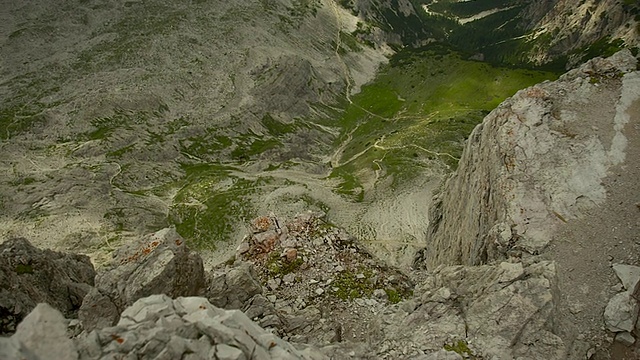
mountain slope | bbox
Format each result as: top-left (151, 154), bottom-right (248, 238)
top-left (0, 0), bottom-right (386, 263)
top-left (2, 0), bottom-right (633, 269)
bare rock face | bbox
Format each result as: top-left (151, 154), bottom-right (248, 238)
top-left (415, 50), bottom-right (640, 270)
top-left (383, 261), bottom-right (563, 359)
top-left (79, 228), bottom-right (205, 331)
top-left (206, 261), bottom-right (263, 310)
top-left (525, 0), bottom-right (639, 65)
top-left (0, 238), bottom-right (95, 335)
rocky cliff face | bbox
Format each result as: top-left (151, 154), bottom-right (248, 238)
top-left (0, 238), bottom-right (95, 335)
top-left (525, 0), bottom-right (640, 65)
top-left (416, 50), bottom-right (639, 270)
top-left (415, 49), bottom-right (640, 358)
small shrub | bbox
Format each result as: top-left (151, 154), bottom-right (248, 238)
top-left (15, 264), bottom-right (34, 275)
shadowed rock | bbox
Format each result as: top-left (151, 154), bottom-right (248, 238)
top-left (206, 261), bottom-right (263, 310)
top-left (0, 238), bottom-right (95, 335)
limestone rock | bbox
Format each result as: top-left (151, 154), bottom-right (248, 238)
top-left (612, 264), bottom-right (640, 291)
top-left (79, 228), bottom-right (205, 330)
top-left (12, 303), bottom-right (78, 360)
top-left (0, 238), bottom-right (95, 335)
top-left (633, 280), bottom-right (640, 302)
top-left (206, 261), bottom-right (263, 309)
top-left (243, 294), bottom-right (283, 329)
top-left (386, 260), bottom-right (565, 359)
top-left (604, 292), bottom-right (639, 332)
top-left (74, 295), bottom-right (327, 360)
top-left (2, 294), bottom-right (327, 360)
top-left (414, 50), bottom-right (640, 270)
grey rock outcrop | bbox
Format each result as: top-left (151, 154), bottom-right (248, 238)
top-left (79, 228), bottom-right (205, 331)
top-left (524, 0), bottom-right (639, 65)
top-left (613, 264), bottom-right (640, 292)
top-left (11, 303), bottom-right (78, 360)
top-left (615, 331), bottom-right (636, 346)
top-left (382, 260), bottom-right (564, 359)
top-left (415, 50), bottom-right (640, 270)
top-left (2, 295), bottom-right (327, 360)
top-left (76, 294), bottom-right (326, 360)
top-left (206, 261), bottom-right (263, 310)
top-left (0, 238), bottom-right (95, 334)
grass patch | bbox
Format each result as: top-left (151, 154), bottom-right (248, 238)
top-left (332, 267), bottom-right (412, 302)
top-left (230, 136), bottom-right (283, 161)
top-left (168, 163), bottom-right (270, 249)
top-left (0, 70), bottom-right (64, 140)
top-left (262, 113), bottom-right (298, 135)
top-left (15, 264), bottom-right (34, 275)
top-left (83, 109), bottom-right (154, 141)
top-left (328, 167), bottom-right (364, 202)
top-left (333, 269), bottom-right (375, 300)
top-left (266, 251), bottom-right (305, 277)
top-left (10, 177), bottom-right (38, 186)
top-left (444, 340), bottom-right (477, 358)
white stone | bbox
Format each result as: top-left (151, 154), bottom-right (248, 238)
top-left (267, 278), bottom-right (280, 291)
top-left (612, 264), bottom-right (640, 291)
top-left (175, 297), bottom-right (222, 317)
top-left (283, 273), bottom-right (295, 284)
top-left (119, 294), bottom-right (175, 324)
top-left (432, 287), bottom-right (452, 302)
top-left (214, 344), bottom-right (246, 360)
top-left (13, 303), bottom-right (78, 360)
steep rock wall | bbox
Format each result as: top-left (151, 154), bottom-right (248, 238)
top-left (524, 0), bottom-right (639, 65)
top-left (416, 50), bottom-right (640, 270)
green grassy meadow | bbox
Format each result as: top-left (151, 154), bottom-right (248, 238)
top-left (327, 45), bottom-right (558, 195)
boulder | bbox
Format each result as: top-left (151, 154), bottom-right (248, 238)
top-left (0, 303), bottom-right (79, 360)
top-left (206, 261), bottom-right (263, 309)
top-left (604, 291), bottom-right (639, 332)
top-left (79, 228), bottom-right (205, 331)
top-left (12, 303), bottom-right (78, 360)
top-left (0, 337), bottom-right (38, 360)
top-left (612, 264), bottom-right (640, 291)
top-left (77, 288), bottom-right (120, 332)
top-left (243, 294), bottom-right (284, 329)
top-left (0, 238), bottom-right (95, 334)
top-left (385, 260), bottom-right (565, 359)
top-left (2, 295), bottom-right (327, 360)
